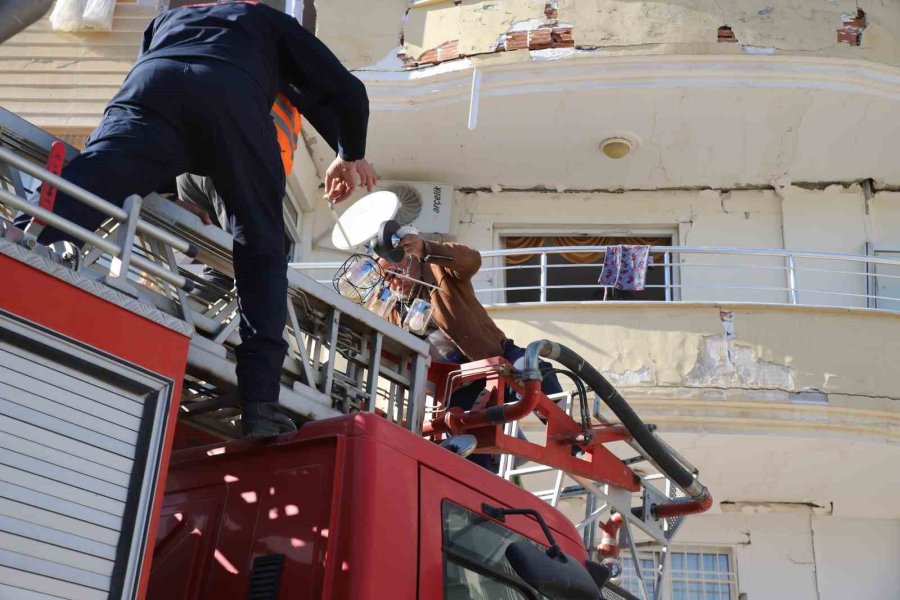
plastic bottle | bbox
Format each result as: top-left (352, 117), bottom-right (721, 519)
top-left (338, 259), bottom-right (380, 303)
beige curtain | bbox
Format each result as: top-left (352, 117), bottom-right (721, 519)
top-left (503, 236), bottom-right (544, 265)
top-left (552, 236), bottom-right (604, 264)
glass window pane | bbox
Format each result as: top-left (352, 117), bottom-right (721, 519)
top-left (687, 553), bottom-right (701, 571)
top-left (442, 502), bottom-right (546, 599)
top-left (703, 554), bottom-right (716, 573)
top-left (718, 555), bottom-right (729, 572)
top-left (446, 560), bottom-right (532, 600)
top-left (672, 553), bottom-right (684, 571)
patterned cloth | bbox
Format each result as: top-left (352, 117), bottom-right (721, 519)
top-left (598, 245), bottom-right (651, 291)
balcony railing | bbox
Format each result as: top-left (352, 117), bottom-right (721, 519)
top-left (291, 245), bottom-right (900, 312)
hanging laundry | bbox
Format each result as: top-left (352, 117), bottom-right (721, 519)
top-left (82, 0), bottom-right (117, 31)
top-left (598, 245), bottom-right (652, 291)
top-left (49, 0), bottom-right (85, 31)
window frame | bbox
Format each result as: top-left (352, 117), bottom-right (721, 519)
top-left (872, 249), bottom-right (900, 311)
top-left (492, 228), bottom-right (677, 304)
top-left (618, 545), bottom-right (740, 600)
top-left (441, 500), bottom-right (545, 600)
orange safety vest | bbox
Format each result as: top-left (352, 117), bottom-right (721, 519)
top-left (271, 93), bottom-right (302, 176)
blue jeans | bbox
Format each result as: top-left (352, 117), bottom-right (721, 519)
top-left (446, 339), bottom-right (562, 472)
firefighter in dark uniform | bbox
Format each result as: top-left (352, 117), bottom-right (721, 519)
top-left (34, 1), bottom-right (377, 437)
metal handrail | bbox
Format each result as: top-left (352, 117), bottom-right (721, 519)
top-left (0, 146), bottom-right (196, 291)
top-left (290, 244), bottom-right (900, 311)
top-left (0, 146), bottom-right (194, 256)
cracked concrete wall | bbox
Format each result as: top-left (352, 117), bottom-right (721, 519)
top-left (665, 512), bottom-right (900, 600)
top-left (486, 302), bottom-right (900, 401)
top-left (0, 2), bottom-right (155, 130)
top-left (371, 0), bottom-right (900, 69)
top-left (315, 0), bottom-right (409, 69)
top-left (781, 185), bottom-right (869, 308)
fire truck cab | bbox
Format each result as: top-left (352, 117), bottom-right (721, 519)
top-left (151, 413), bottom-right (594, 600)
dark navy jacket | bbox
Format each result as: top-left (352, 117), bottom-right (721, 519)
top-left (137, 1), bottom-right (366, 160)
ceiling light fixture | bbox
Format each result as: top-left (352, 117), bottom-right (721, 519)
top-left (600, 137), bottom-right (633, 159)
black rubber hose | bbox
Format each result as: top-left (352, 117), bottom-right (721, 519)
top-left (531, 340), bottom-right (696, 490)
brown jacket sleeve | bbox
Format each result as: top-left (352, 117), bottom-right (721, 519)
top-left (423, 241), bottom-right (482, 281)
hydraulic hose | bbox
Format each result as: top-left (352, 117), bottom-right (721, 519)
top-left (0, 1), bottom-right (54, 44)
top-left (523, 340), bottom-right (711, 511)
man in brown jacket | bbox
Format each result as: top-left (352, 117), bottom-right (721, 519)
top-left (382, 233), bottom-right (562, 471)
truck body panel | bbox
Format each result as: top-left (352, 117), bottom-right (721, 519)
top-left (152, 413), bottom-right (587, 599)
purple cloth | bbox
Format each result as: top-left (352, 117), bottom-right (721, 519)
top-left (598, 245), bottom-right (651, 291)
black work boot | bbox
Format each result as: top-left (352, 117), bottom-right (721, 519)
top-left (242, 402), bottom-right (297, 438)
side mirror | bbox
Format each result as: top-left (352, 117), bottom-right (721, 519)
top-left (505, 541), bottom-right (601, 600)
top-left (585, 560), bottom-right (612, 590)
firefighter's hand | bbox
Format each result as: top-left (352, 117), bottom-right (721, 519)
top-left (354, 158), bottom-right (378, 193)
top-left (173, 198), bottom-right (213, 226)
top-left (398, 234), bottom-right (426, 259)
top-left (325, 157), bottom-right (378, 204)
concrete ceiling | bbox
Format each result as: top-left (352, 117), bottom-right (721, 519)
top-left (306, 55), bottom-right (900, 190)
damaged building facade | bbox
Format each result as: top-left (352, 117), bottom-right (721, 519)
top-left (1, 1), bottom-right (899, 599)
top-left (308, 2), bottom-right (900, 598)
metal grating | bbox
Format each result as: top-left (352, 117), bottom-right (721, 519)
top-left (601, 582), bottom-right (641, 600)
top-left (0, 313), bottom-right (172, 600)
top-left (246, 553), bottom-right (285, 600)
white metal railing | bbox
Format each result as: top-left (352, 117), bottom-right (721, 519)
top-left (291, 245), bottom-right (900, 312)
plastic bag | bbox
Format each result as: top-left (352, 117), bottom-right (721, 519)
top-left (136, 0), bottom-right (168, 10)
top-left (82, 0), bottom-right (117, 31)
top-left (49, 0), bottom-right (86, 32)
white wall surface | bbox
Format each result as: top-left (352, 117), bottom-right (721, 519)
top-left (650, 512), bottom-right (900, 600)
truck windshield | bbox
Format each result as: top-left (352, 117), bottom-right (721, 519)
top-left (442, 500), bottom-right (548, 600)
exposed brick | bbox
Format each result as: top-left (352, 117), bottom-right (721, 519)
top-left (837, 28), bottom-right (861, 45)
top-left (417, 48), bottom-right (439, 65)
top-left (529, 28), bottom-right (554, 50)
top-left (506, 31), bottom-right (529, 51)
top-left (717, 25), bottom-right (738, 43)
top-left (837, 9), bottom-right (866, 46)
top-left (552, 27), bottom-right (574, 47)
top-left (437, 40), bottom-right (460, 62)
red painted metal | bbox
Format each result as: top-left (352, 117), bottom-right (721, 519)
top-left (31, 140), bottom-right (65, 225)
top-left (598, 512), bottom-right (623, 559)
top-left (151, 413), bottom-right (588, 599)
top-left (653, 490), bottom-right (714, 519)
top-left (0, 254), bottom-right (191, 600)
top-left (172, 420), bottom-right (229, 451)
top-left (426, 360), bottom-right (641, 492)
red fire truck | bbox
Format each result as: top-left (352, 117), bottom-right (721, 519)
top-left (0, 106), bottom-right (710, 600)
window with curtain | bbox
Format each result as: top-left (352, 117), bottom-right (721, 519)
top-left (501, 235), bottom-right (672, 303)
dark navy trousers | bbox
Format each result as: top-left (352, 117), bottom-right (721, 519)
top-left (39, 58), bottom-right (289, 409)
